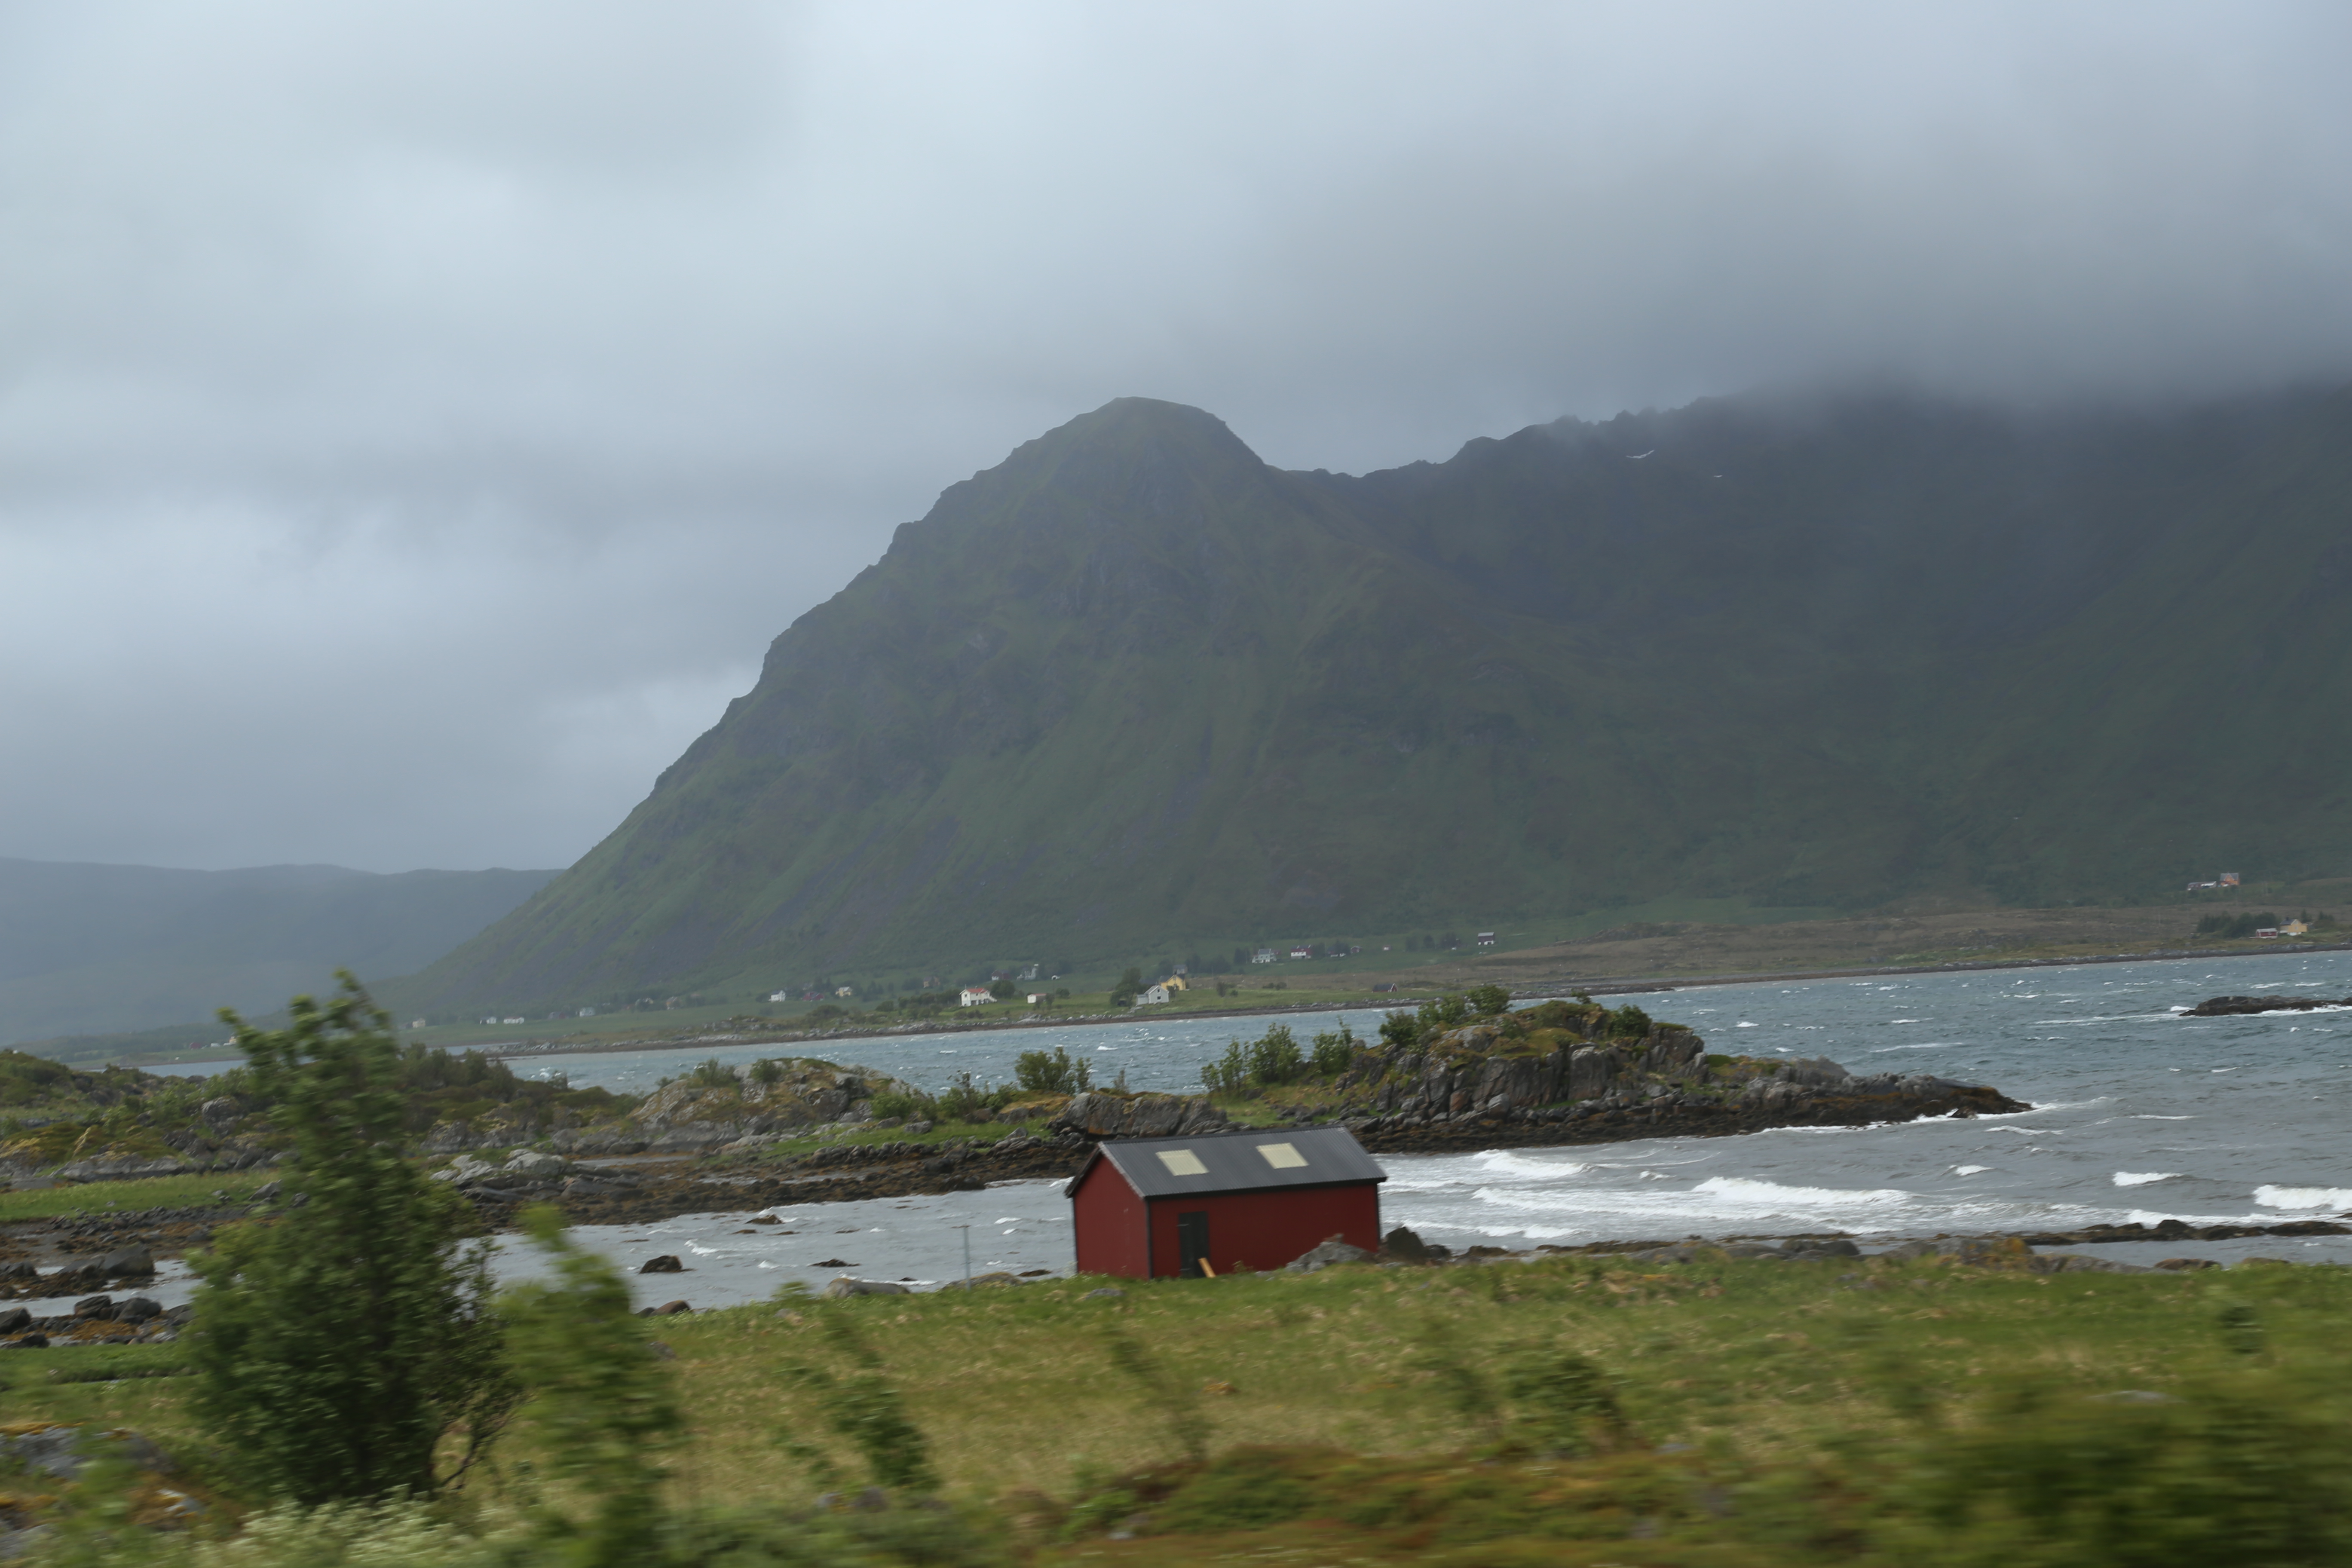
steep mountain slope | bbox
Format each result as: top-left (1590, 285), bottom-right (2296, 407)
top-left (403, 388), bottom-right (2352, 1013)
top-left (0, 859), bottom-right (556, 1044)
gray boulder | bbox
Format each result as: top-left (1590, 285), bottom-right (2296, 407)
top-left (432, 1155), bottom-right (500, 1186)
top-left (1053, 1092), bottom-right (1229, 1139)
top-left (101, 1246), bottom-right (154, 1278)
top-left (0, 1306), bottom-right (30, 1334)
top-left (2033, 1253), bottom-right (2154, 1274)
top-left (1377, 1226), bottom-right (1436, 1265)
top-left (1286, 1236), bottom-right (1376, 1274)
top-left (822, 1278), bottom-right (911, 1298)
top-left (503, 1150), bottom-right (571, 1179)
top-left (638, 1255), bottom-right (686, 1274)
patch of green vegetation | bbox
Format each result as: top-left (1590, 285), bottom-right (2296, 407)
top-left (0, 1170), bottom-right (277, 1223)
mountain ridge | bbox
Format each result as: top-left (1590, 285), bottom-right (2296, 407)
top-left (0, 857), bottom-right (557, 1045)
top-left (398, 385), bottom-right (2352, 1014)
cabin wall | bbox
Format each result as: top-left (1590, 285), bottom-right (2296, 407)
top-left (1071, 1164), bottom-right (1153, 1278)
top-left (1144, 1183), bottom-right (1381, 1278)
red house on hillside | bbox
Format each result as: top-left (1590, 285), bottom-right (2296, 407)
top-left (1067, 1127), bottom-right (1387, 1279)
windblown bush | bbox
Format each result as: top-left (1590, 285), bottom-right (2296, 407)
top-left (187, 974), bottom-right (518, 1505)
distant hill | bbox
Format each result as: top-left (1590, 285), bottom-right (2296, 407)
top-left (0, 859), bottom-right (557, 1046)
top-left (399, 386), bottom-right (2352, 1014)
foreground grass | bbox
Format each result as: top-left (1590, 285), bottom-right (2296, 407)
top-left (8, 1248), bottom-right (2350, 1563)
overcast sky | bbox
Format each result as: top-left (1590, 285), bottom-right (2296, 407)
top-left (4, 2), bottom-right (2348, 875)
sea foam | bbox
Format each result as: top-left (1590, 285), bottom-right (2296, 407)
top-left (2254, 1184), bottom-right (2352, 1210)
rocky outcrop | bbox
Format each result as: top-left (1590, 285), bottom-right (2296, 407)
top-left (2183, 993), bottom-right (2350, 1016)
top-left (1051, 1092), bottom-right (1229, 1139)
top-left (50, 1133), bottom-right (277, 1183)
top-left (595, 1059), bottom-right (922, 1155)
top-left (1320, 1004), bottom-right (2027, 1154)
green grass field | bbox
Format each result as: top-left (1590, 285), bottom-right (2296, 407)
top-left (8, 1244), bottom-right (2348, 1564)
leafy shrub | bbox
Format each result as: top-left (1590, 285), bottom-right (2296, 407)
top-left (1108, 966), bottom-right (1145, 1007)
top-left (689, 1056), bottom-right (739, 1088)
top-left (1605, 1003), bottom-right (1653, 1039)
top-left (1202, 1025), bottom-right (1318, 1094)
top-left (937, 1071), bottom-right (1011, 1121)
top-left (1246, 1025), bottom-right (1305, 1085)
top-left (750, 1057), bottom-right (787, 1086)
top-left (1201, 1039), bottom-right (1250, 1095)
top-left (1014, 1047), bottom-right (1090, 1096)
top-left (1464, 984), bottom-right (1512, 1017)
top-left (1378, 993), bottom-right (1474, 1050)
top-left (806, 1003), bottom-right (845, 1024)
top-left (501, 1206), bottom-right (684, 1566)
top-left (870, 1090), bottom-right (930, 1122)
top-left (190, 976), bottom-right (519, 1505)
top-left (1309, 1025), bottom-right (1359, 1077)
top-left (988, 979), bottom-right (1016, 1001)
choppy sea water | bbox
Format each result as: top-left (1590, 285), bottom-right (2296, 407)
top-left (127, 951), bottom-right (2352, 1306)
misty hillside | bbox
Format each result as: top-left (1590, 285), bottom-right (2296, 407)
top-left (0, 859), bottom-right (557, 1045)
top-left (402, 386), bottom-right (2352, 1013)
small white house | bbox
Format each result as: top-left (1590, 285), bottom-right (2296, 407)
top-left (1252, 948), bottom-right (1276, 965)
top-left (835, 986), bottom-right (855, 999)
top-left (1138, 982), bottom-right (1172, 1004)
top-left (769, 989), bottom-right (790, 1003)
top-left (1476, 931), bottom-right (1496, 946)
top-left (959, 986), bottom-right (994, 1007)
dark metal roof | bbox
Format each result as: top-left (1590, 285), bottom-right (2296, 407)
top-left (1069, 1125), bottom-right (1387, 1200)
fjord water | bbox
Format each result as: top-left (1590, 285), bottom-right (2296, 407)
top-left (126, 951), bottom-right (2352, 1311)
top-left (448, 950), bottom-right (2352, 1301)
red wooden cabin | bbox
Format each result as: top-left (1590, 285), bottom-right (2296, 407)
top-left (1066, 1126), bottom-right (1387, 1279)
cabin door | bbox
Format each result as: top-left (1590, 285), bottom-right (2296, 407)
top-left (1176, 1211), bottom-right (1210, 1277)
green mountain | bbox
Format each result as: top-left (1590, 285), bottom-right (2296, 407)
top-left (402, 387), bottom-right (2352, 1012)
top-left (0, 859), bottom-right (557, 1046)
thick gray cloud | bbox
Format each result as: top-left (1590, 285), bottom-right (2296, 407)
top-left (3, 1), bottom-right (2348, 872)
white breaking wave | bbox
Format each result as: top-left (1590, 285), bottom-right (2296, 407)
top-left (2254, 1185), bottom-right (2352, 1210)
top-left (1690, 1176), bottom-right (1913, 1208)
top-left (2112, 1171), bottom-right (2180, 1187)
top-left (1952, 1165), bottom-right (1991, 1176)
top-left (1474, 1151), bottom-right (1590, 1179)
